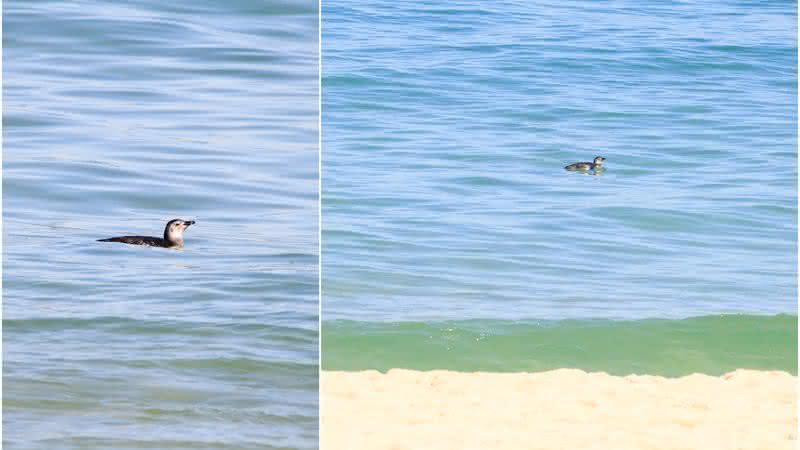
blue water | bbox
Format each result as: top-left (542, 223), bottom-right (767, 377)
top-left (3, 1), bottom-right (318, 449)
top-left (322, 0), bottom-right (797, 324)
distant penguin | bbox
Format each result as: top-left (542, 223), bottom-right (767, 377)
top-left (98, 219), bottom-right (195, 248)
top-left (565, 156), bottom-right (606, 172)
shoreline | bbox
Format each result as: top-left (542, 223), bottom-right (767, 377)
top-left (322, 368), bottom-right (797, 450)
top-left (322, 314), bottom-right (798, 375)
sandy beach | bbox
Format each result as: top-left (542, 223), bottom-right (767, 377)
top-left (322, 368), bottom-right (797, 450)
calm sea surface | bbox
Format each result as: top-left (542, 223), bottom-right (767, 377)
top-left (3, 1), bottom-right (318, 449)
top-left (321, 0), bottom-right (797, 372)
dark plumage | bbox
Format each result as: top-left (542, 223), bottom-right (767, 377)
top-left (97, 236), bottom-right (172, 246)
top-left (565, 156), bottom-right (606, 172)
top-left (98, 219), bottom-right (195, 248)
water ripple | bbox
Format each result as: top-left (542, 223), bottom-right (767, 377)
top-left (4, 0), bottom-right (318, 448)
top-left (322, 0), bottom-right (797, 321)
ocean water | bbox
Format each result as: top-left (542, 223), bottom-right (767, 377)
top-left (3, 1), bottom-right (318, 449)
top-left (321, 0), bottom-right (797, 372)
top-left (323, 315), bottom-right (798, 375)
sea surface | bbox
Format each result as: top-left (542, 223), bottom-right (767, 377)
top-left (3, 1), bottom-right (318, 449)
top-left (321, 0), bottom-right (797, 373)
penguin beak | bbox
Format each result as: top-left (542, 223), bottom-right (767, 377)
top-left (185, 220), bottom-right (195, 227)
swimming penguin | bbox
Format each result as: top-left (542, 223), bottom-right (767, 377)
top-left (98, 219), bottom-right (195, 248)
top-left (565, 156), bottom-right (606, 172)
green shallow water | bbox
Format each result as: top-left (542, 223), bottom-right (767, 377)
top-left (322, 314), bottom-right (797, 376)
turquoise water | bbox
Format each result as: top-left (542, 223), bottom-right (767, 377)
top-left (322, 0), bottom-right (797, 371)
top-left (3, 1), bottom-right (318, 449)
top-left (323, 315), bottom-right (797, 375)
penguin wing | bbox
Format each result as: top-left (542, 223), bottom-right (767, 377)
top-left (97, 236), bottom-right (168, 247)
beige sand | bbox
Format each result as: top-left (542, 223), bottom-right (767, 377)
top-left (322, 369), bottom-right (797, 450)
